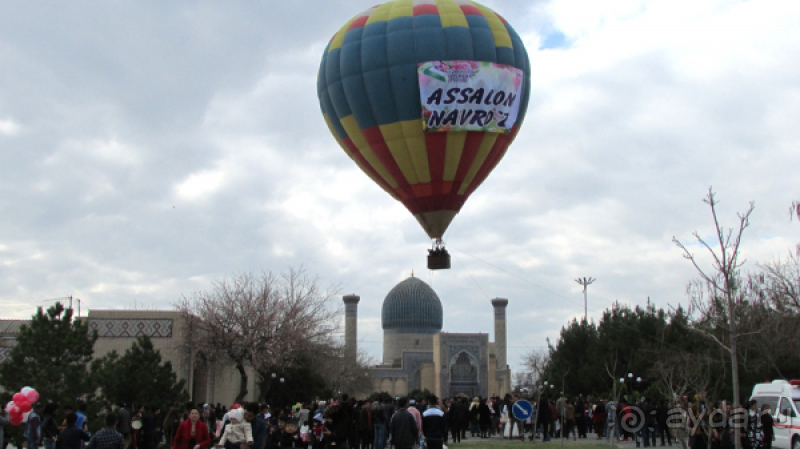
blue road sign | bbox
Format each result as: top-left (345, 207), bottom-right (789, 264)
top-left (512, 399), bottom-right (534, 421)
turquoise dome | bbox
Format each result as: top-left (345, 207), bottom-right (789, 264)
top-left (382, 277), bottom-right (443, 333)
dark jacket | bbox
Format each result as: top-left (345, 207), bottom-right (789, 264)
top-left (477, 403), bottom-right (492, 426)
top-left (329, 407), bottom-right (351, 444)
top-left (445, 402), bottom-right (462, 427)
top-left (141, 412), bottom-right (156, 437)
top-left (279, 430), bottom-right (301, 449)
top-left (358, 408), bottom-right (373, 434)
top-left (59, 427), bottom-right (91, 449)
top-left (118, 408), bottom-right (132, 435)
top-left (656, 404), bottom-right (669, 425)
top-left (382, 404), bottom-right (395, 429)
top-left (536, 399), bottom-right (550, 424)
top-left (266, 427), bottom-right (281, 449)
top-left (762, 413), bottom-right (774, 439)
top-left (641, 402), bottom-right (656, 427)
top-left (372, 407), bottom-right (386, 426)
top-left (422, 407), bottom-right (446, 441)
top-left (388, 409), bottom-right (418, 449)
top-left (250, 416), bottom-right (268, 449)
top-left (42, 414), bottom-right (60, 440)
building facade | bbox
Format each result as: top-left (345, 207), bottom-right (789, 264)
top-left (347, 276), bottom-right (511, 399)
top-left (0, 311), bottom-right (258, 404)
top-left (2, 276), bottom-right (511, 402)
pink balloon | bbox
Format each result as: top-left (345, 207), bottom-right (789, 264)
top-left (25, 389), bottom-right (39, 404)
top-left (12, 393), bottom-right (26, 406)
top-left (4, 401), bottom-right (13, 412)
top-left (21, 386), bottom-right (32, 395)
top-left (18, 400), bottom-right (31, 413)
top-left (9, 406), bottom-right (22, 419)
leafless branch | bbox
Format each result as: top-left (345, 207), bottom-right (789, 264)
top-left (175, 267), bottom-right (341, 401)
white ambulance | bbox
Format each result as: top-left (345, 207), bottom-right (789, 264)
top-left (751, 380), bottom-right (800, 449)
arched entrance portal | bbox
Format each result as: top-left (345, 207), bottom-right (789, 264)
top-left (449, 351), bottom-right (479, 398)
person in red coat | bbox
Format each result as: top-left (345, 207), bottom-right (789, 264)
top-left (173, 409), bottom-right (211, 449)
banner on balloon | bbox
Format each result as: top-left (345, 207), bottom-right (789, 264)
top-left (418, 61), bottom-right (524, 133)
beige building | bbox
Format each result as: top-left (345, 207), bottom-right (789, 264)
top-left (0, 311), bottom-right (259, 405)
top-left (3, 276), bottom-right (511, 402)
top-left (345, 276), bottom-right (511, 399)
top-left (89, 309), bottom-right (263, 405)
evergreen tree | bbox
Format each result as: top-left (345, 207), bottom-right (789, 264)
top-left (93, 335), bottom-right (186, 407)
top-left (258, 353), bottom-right (327, 405)
top-left (0, 302), bottom-right (97, 407)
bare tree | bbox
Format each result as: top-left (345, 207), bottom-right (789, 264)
top-left (323, 346), bottom-right (376, 398)
top-left (739, 260), bottom-right (800, 377)
top-left (652, 352), bottom-right (713, 449)
top-left (176, 267), bottom-right (340, 402)
top-left (760, 255), bottom-right (800, 312)
top-left (513, 371), bottom-right (532, 389)
top-left (673, 187), bottom-right (754, 449)
top-left (521, 349), bottom-right (549, 388)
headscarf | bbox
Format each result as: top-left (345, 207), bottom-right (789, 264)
top-left (228, 408), bottom-right (244, 423)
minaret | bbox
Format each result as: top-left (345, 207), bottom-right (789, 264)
top-left (491, 298), bottom-right (508, 369)
top-left (343, 294), bottom-right (360, 363)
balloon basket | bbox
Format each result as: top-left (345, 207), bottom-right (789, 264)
top-left (428, 248), bottom-right (451, 270)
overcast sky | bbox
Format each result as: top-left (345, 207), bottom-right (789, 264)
top-left (1, 0), bottom-right (798, 375)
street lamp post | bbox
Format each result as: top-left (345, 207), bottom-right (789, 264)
top-left (43, 296), bottom-right (83, 317)
top-left (575, 277), bottom-right (596, 322)
top-left (611, 377), bottom-right (625, 447)
top-left (560, 368), bottom-right (570, 449)
top-left (617, 373), bottom-right (643, 446)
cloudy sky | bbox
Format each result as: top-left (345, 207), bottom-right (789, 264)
top-left (1, 0), bottom-right (798, 375)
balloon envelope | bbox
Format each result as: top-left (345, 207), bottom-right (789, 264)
top-left (18, 400), bottom-right (31, 413)
top-left (318, 0), bottom-right (530, 240)
top-left (25, 389), bottom-right (39, 404)
top-left (9, 406), bottom-right (22, 422)
top-left (12, 393), bottom-right (26, 406)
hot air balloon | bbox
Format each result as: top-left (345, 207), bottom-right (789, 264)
top-left (317, 0), bottom-right (530, 269)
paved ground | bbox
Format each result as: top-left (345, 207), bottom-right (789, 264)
top-left (445, 432), bottom-right (676, 448)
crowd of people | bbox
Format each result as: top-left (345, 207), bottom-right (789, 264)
top-left (526, 394), bottom-right (775, 449)
top-left (0, 392), bottom-right (778, 449)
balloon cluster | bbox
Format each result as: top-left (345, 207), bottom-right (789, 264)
top-left (4, 386), bottom-right (39, 426)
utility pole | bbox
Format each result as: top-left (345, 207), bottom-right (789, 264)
top-left (574, 277), bottom-right (595, 322)
top-left (43, 296), bottom-right (73, 311)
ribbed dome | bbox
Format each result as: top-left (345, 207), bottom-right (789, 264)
top-left (382, 277), bottom-right (443, 332)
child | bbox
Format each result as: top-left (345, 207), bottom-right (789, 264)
top-left (217, 408), bottom-right (253, 449)
top-left (280, 422), bottom-right (302, 449)
top-left (311, 414), bottom-right (325, 449)
top-left (267, 423), bottom-right (282, 449)
top-left (322, 414), bottom-right (337, 449)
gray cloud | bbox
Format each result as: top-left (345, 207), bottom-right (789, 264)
top-left (1, 0), bottom-right (798, 374)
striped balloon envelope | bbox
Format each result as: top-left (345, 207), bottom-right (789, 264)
top-left (318, 0), bottom-right (530, 243)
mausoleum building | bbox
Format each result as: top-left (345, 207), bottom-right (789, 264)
top-left (344, 275), bottom-right (511, 399)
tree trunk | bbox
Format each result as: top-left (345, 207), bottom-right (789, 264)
top-left (730, 318), bottom-right (742, 449)
top-left (235, 362), bottom-right (248, 403)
